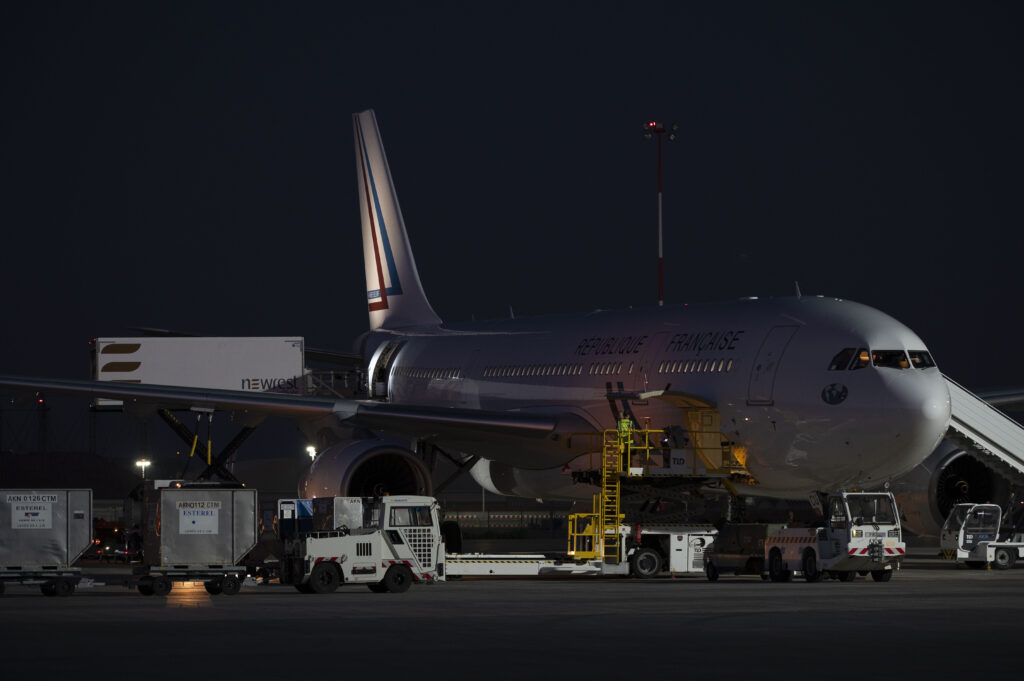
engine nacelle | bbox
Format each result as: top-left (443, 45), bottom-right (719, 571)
top-left (891, 440), bottom-right (1011, 537)
top-left (299, 438), bottom-right (432, 498)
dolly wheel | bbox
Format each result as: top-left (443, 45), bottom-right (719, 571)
top-left (151, 577), bottom-right (172, 596)
top-left (204, 581), bottom-right (223, 595)
top-left (53, 578), bottom-right (75, 597)
top-left (220, 575), bottom-right (241, 596)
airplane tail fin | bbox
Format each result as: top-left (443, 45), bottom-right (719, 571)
top-left (353, 109), bottom-right (441, 330)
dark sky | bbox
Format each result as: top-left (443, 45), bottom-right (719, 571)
top-left (1, 2), bottom-right (1022, 462)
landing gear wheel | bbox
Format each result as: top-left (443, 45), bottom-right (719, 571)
top-left (367, 582), bottom-right (389, 593)
top-left (204, 581), bottom-right (223, 595)
top-left (993, 547), bottom-right (1017, 570)
top-left (40, 583), bottom-right (56, 597)
top-left (382, 565), bottom-right (413, 593)
top-left (871, 569), bottom-right (893, 582)
top-left (838, 571), bottom-right (856, 582)
top-left (705, 560), bottom-right (719, 582)
top-left (220, 575), bottom-right (241, 596)
top-left (293, 583), bottom-right (315, 594)
top-left (630, 548), bottom-right (662, 579)
top-left (802, 549), bottom-right (823, 583)
top-left (309, 563), bottom-right (340, 594)
top-left (768, 548), bottom-right (790, 583)
top-left (151, 577), bottom-right (172, 596)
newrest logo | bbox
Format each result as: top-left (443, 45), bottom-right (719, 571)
top-left (240, 377), bottom-right (300, 392)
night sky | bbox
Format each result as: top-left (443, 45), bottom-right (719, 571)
top-left (1, 2), bottom-right (1022, 464)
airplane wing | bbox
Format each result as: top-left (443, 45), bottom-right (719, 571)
top-left (0, 374), bottom-right (561, 440)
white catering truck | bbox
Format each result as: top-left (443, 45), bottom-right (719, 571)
top-left (91, 336), bottom-right (305, 408)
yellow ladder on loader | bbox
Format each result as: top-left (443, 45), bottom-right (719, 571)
top-left (599, 424), bottom-right (626, 563)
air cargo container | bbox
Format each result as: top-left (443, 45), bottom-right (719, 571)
top-left (0, 489), bottom-right (92, 596)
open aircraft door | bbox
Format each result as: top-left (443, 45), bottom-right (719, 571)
top-left (367, 341), bottom-right (405, 400)
top-left (746, 326), bottom-right (798, 406)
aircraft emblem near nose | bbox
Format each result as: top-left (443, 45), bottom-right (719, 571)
top-left (821, 383), bottom-right (849, 405)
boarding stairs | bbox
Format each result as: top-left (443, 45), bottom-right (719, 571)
top-left (944, 375), bottom-right (1024, 484)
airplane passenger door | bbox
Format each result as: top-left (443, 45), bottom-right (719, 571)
top-left (367, 341), bottom-right (405, 400)
top-left (746, 326), bottom-right (799, 406)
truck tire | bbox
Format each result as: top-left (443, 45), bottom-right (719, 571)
top-left (965, 561), bottom-right (987, 570)
top-left (705, 560), bottom-right (719, 582)
top-left (870, 569), bottom-right (893, 582)
top-left (367, 582), bottom-right (389, 593)
top-left (382, 565), bottom-right (413, 593)
top-left (204, 581), bottom-right (223, 595)
top-left (838, 571), bottom-right (856, 582)
top-left (993, 547), bottom-right (1017, 570)
top-left (41, 583), bottom-right (56, 597)
top-left (309, 563), bottom-right (340, 594)
top-left (768, 548), bottom-right (790, 583)
top-left (630, 548), bottom-right (662, 579)
top-left (220, 575), bottom-right (241, 596)
top-left (137, 578), bottom-right (154, 596)
top-left (294, 583), bottom-right (315, 594)
top-left (802, 549), bottom-right (823, 583)
top-left (152, 577), bottom-right (172, 596)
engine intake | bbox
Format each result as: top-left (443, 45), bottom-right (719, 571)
top-left (299, 439), bottom-right (432, 498)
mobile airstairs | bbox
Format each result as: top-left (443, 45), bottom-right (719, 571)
top-left (943, 375), bottom-right (1024, 483)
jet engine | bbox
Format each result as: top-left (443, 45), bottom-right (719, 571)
top-left (891, 440), bottom-right (1012, 537)
top-left (299, 438), bottom-right (432, 498)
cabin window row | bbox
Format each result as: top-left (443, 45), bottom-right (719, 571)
top-left (657, 358), bottom-right (734, 374)
top-left (395, 366), bottom-right (464, 379)
top-left (483, 364), bottom-right (585, 378)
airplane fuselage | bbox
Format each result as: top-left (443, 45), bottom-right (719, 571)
top-left (363, 295), bottom-right (951, 497)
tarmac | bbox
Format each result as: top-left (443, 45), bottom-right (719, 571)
top-left (1, 552), bottom-right (1021, 678)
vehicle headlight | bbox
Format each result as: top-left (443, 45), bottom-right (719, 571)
top-left (851, 530), bottom-right (863, 538)
top-left (888, 529), bottom-right (899, 537)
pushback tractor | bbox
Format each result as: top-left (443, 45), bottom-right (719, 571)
top-left (761, 491), bottom-right (905, 582)
top-left (279, 495), bottom-right (445, 593)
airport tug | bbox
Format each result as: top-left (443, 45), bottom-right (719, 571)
top-left (761, 491), bottom-right (905, 582)
top-left (279, 495), bottom-right (445, 593)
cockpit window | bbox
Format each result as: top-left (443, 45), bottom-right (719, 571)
top-left (828, 348), bottom-right (856, 371)
top-left (872, 350), bottom-right (910, 369)
top-left (849, 348), bottom-right (870, 370)
top-left (908, 350), bottom-right (936, 369)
